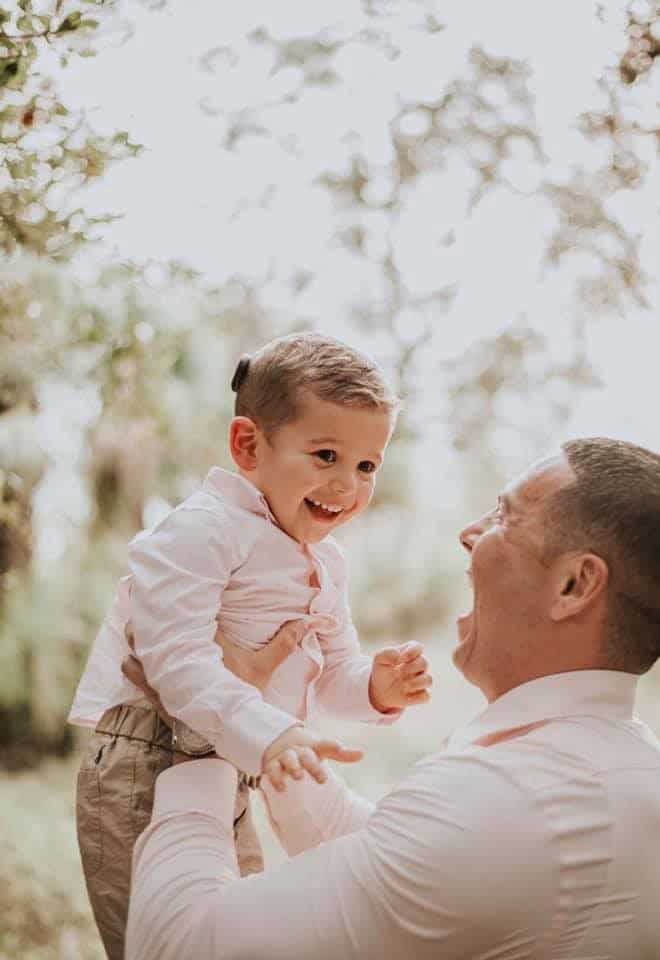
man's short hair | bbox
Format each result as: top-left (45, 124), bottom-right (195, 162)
top-left (232, 332), bottom-right (399, 435)
top-left (546, 438), bottom-right (660, 674)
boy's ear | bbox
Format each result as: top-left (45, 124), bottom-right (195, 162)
top-left (229, 417), bottom-right (261, 471)
top-left (549, 552), bottom-right (608, 623)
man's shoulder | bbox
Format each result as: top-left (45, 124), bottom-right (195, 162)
top-left (453, 715), bottom-right (660, 806)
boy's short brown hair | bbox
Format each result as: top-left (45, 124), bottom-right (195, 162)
top-left (231, 332), bottom-right (399, 435)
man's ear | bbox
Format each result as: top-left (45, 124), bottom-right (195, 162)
top-left (229, 417), bottom-right (261, 471)
top-left (550, 553), bottom-right (608, 622)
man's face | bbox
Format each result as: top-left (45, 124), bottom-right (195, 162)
top-left (253, 393), bottom-right (394, 545)
top-left (454, 453), bottom-right (576, 701)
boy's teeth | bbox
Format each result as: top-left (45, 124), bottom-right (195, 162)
top-left (310, 499), bottom-right (343, 513)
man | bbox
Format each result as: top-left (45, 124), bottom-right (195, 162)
top-left (125, 438), bottom-right (660, 959)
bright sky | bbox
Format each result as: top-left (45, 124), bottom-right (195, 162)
top-left (32, 0), bottom-right (660, 565)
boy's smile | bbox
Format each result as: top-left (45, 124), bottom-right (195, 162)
top-left (233, 392), bottom-right (395, 545)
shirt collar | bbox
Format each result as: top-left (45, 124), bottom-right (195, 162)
top-left (449, 669), bottom-right (638, 751)
top-left (203, 467), bottom-right (277, 524)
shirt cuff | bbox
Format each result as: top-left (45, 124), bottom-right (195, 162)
top-left (218, 699), bottom-right (300, 776)
top-left (153, 759), bottom-right (238, 826)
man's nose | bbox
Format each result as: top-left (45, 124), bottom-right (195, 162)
top-left (459, 518), bottom-right (484, 552)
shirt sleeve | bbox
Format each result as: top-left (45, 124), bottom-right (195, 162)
top-left (127, 752), bottom-right (554, 960)
top-left (127, 506), bottom-right (297, 775)
top-left (260, 765), bottom-right (375, 856)
top-left (314, 547), bottom-right (401, 725)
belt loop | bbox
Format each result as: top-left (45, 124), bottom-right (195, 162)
top-left (115, 704), bottom-right (128, 737)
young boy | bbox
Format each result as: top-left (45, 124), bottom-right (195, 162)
top-left (69, 332), bottom-right (432, 960)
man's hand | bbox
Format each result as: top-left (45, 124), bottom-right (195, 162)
top-left (121, 617), bottom-right (307, 713)
top-left (122, 622), bottom-right (174, 726)
top-left (214, 619), bottom-right (309, 692)
top-left (368, 641), bottom-right (432, 713)
top-left (261, 725), bottom-right (363, 792)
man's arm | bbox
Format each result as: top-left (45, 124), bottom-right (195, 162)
top-left (128, 506), bottom-right (296, 775)
top-left (260, 764), bottom-right (374, 856)
top-left (127, 752), bottom-right (552, 960)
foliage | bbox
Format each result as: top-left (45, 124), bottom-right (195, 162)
top-left (1, 0), bottom-right (659, 763)
top-left (0, 1), bottom-right (140, 259)
top-left (193, 2), bottom-right (657, 474)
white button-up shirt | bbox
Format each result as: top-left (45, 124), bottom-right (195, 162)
top-left (127, 670), bottom-right (660, 960)
top-left (69, 468), bottom-right (391, 775)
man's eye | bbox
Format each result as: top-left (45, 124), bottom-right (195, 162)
top-left (314, 450), bottom-right (337, 464)
top-left (358, 461), bottom-right (376, 474)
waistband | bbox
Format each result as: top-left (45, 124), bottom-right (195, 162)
top-left (95, 702), bottom-right (173, 750)
top-left (95, 702), bottom-right (260, 789)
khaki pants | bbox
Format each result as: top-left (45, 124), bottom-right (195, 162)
top-left (76, 703), bottom-right (263, 960)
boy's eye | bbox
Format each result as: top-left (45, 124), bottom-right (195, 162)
top-left (358, 461), bottom-right (376, 474)
top-left (314, 449), bottom-right (337, 465)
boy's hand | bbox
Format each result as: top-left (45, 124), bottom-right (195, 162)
top-left (369, 641), bottom-right (432, 713)
top-left (262, 726), bottom-right (363, 792)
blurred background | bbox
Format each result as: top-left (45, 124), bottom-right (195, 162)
top-left (1, 0), bottom-right (660, 956)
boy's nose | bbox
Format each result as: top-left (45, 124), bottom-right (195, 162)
top-left (329, 472), bottom-right (356, 497)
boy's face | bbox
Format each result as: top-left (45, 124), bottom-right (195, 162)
top-left (248, 393), bottom-right (394, 545)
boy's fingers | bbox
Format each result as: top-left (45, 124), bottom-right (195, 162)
top-left (373, 647), bottom-right (403, 667)
top-left (297, 746), bottom-right (323, 782)
top-left (405, 673), bottom-right (433, 694)
top-left (401, 655), bottom-right (429, 679)
top-left (398, 641), bottom-right (425, 663)
top-left (313, 740), bottom-right (364, 764)
top-left (279, 749), bottom-right (304, 780)
top-left (264, 759), bottom-right (286, 792)
top-left (375, 643), bottom-right (425, 670)
top-left (405, 689), bottom-right (431, 705)
top-left (298, 748), bottom-right (327, 784)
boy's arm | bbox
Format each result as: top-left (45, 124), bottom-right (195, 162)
top-left (314, 610), bottom-right (402, 723)
top-left (127, 506), bottom-right (296, 776)
top-left (314, 549), bottom-right (431, 722)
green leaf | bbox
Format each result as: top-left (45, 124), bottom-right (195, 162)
top-left (0, 59), bottom-right (20, 88)
top-left (57, 11), bottom-right (82, 33)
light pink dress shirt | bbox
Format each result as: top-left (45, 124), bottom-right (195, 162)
top-left (69, 468), bottom-right (394, 775)
top-left (127, 670), bottom-right (660, 960)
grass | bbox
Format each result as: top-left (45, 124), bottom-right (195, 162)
top-left (0, 755), bottom-right (104, 960)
